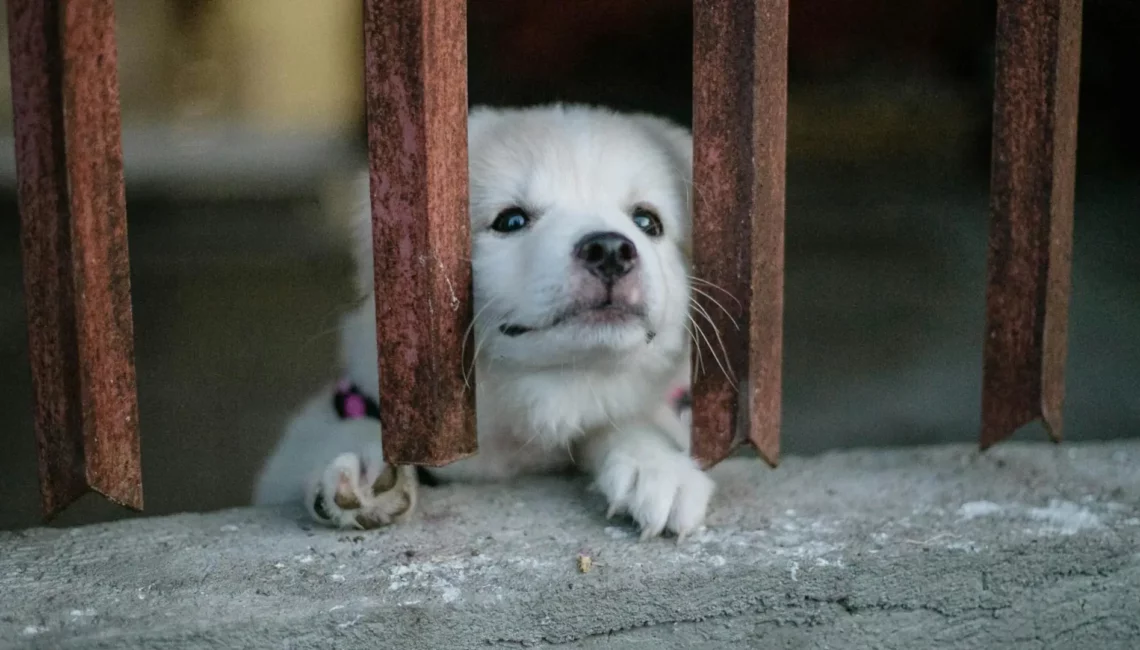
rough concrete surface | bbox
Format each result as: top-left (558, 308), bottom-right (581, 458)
top-left (1, 442), bottom-right (1138, 649)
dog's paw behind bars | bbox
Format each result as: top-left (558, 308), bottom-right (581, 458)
top-left (307, 452), bottom-right (417, 529)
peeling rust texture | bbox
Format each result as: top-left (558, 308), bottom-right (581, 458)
top-left (364, 0), bottom-right (476, 466)
top-left (691, 0), bottom-right (787, 468)
top-left (8, 0), bottom-right (143, 518)
top-left (982, 0), bottom-right (1081, 450)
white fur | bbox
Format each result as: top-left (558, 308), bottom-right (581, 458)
top-left (253, 104), bottom-right (712, 539)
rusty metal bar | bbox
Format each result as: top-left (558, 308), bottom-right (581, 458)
top-left (981, 0), bottom-right (1082, 449)
top-left (363, 0), bottom-right (477, 466)
top-left (748, 0), bottom-right (788, 467)
top-left (8, 0), bottom-right (143, 518)
top-left (691, 0), bottom-right (787, 468)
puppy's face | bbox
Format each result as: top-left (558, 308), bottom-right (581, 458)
top-left (467, 106), bottom-right (692, 371)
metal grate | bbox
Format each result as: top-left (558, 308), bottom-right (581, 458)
top-left (7, 0), bottom-right (1083, 518)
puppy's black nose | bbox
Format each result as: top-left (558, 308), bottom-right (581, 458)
top-left (574, 231), bottom-right (638, 282)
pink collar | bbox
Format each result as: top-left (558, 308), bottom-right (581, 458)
top-left (669, 384), bottom-right (692, 413)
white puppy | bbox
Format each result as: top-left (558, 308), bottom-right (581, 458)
top-left (253, 104), bottom-right (713, 539)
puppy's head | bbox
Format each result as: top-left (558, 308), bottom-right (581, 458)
top-left (340, 105), bottom-right (693, 398)
top-left (467, 105), bottom-right (692, 373)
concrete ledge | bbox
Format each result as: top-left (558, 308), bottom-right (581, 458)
top-left (2, 442), bottom-right (1138, 649)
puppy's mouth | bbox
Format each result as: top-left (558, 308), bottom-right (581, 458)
top-left (499, 301), bottom-right (651, 338)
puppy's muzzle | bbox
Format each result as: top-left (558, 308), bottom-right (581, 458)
top-left (574, 231), bottom-right (638, 283)
top-left (498, 231), bottom-right (646, 338)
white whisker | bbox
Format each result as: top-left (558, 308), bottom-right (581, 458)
top-left (690, 285), bottom-right (741, 331)
top-left (690, 299), bottom-right (735, 387)
top-left (684, 316), bottom-right (705, 377)
top-left (462, 296), bottom-right (500, 389)
top-left (687, 275), bottom-right (743, 309)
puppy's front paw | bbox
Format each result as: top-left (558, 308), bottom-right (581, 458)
top-left (307, 453), bottom-right (417, 530)
top-left (595, 449), bottom-right (714, 540)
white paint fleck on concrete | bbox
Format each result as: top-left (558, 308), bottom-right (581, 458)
top-left (336, 615), bottom-right (362, 629)
top-left (437, 580), bottom-right (461, 603)
top-left (22, 625), bottom-right (47, 636)
top-left (604, 526), bottom-right (633, 540)
top-left (958, 501), bottom-right (1003, 520)
top-left (1028, 499), bottom-right (1101, 535)
top-left (777, 540), bottom-right (843, 560)
top-left (945, 541), bottom-right (981, 553)
top-left (383, 559), bottom-right (479, 602)
top-left (509, 557), bottom-right (555, 570)
top-left (136, 583), bottom-right (156, 601)
top-left (789, 562), bottom-right (799, 582)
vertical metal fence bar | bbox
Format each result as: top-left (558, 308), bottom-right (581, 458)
top-left (691, 0), bottom-right (787, 468)
top-left (8, 0), bottom-right (143, 518)
top-left (363, 0), bottom-right (477, 466)
top-left (982, 0), bottom-right (1082, 449)
top-left (748, 0), bottom-right (788, 467)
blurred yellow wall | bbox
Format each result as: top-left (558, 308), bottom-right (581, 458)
top-left (0, 0), bottom-right (362, 134)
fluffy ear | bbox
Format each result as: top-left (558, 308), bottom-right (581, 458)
top-left (631, 113), bottom-right (694, 260)
top-left (338, 107), bottom-right (504, 298)
top-left (467, 105), bottom-right (503, 146)
top-left (632, 113), bottom-right (693, 183)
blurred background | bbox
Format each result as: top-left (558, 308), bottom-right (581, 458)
top-left (0, 0), bottom-right (1136, 529)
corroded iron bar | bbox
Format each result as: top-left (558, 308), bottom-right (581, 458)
top-left (363, 0), bottom-right (477, 465)
top-left (982, 0), bottom-right (1082, 449)
top-left (8, 0), bottom-right (143, 518)
top-left (691, 0), bottom-right (787, 468)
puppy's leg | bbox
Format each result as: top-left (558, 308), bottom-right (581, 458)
top-left (577, 407), bottom-right (714, 540)
top-left (253, 388), bottom-right (417, 529)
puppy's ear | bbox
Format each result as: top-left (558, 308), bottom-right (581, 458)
top-left (632, 113), bottom-right (693, 185)
top-left (339, 107), bottom-right (503, 298)
top-left (631, 113), bottom-right (694, 259)
top-left (467, 105), bottom-right (502, 146)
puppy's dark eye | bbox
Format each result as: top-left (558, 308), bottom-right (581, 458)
top-left (491, 207), bottom-right (531, 234)
top-left (632, 206), bottom-right (663, 237)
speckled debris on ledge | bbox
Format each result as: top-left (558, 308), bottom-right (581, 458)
top-left (2, 441), bottom-right (1138, 650)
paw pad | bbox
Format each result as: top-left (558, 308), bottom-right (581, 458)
top-left (308, 454), bottom-right (417, 530)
